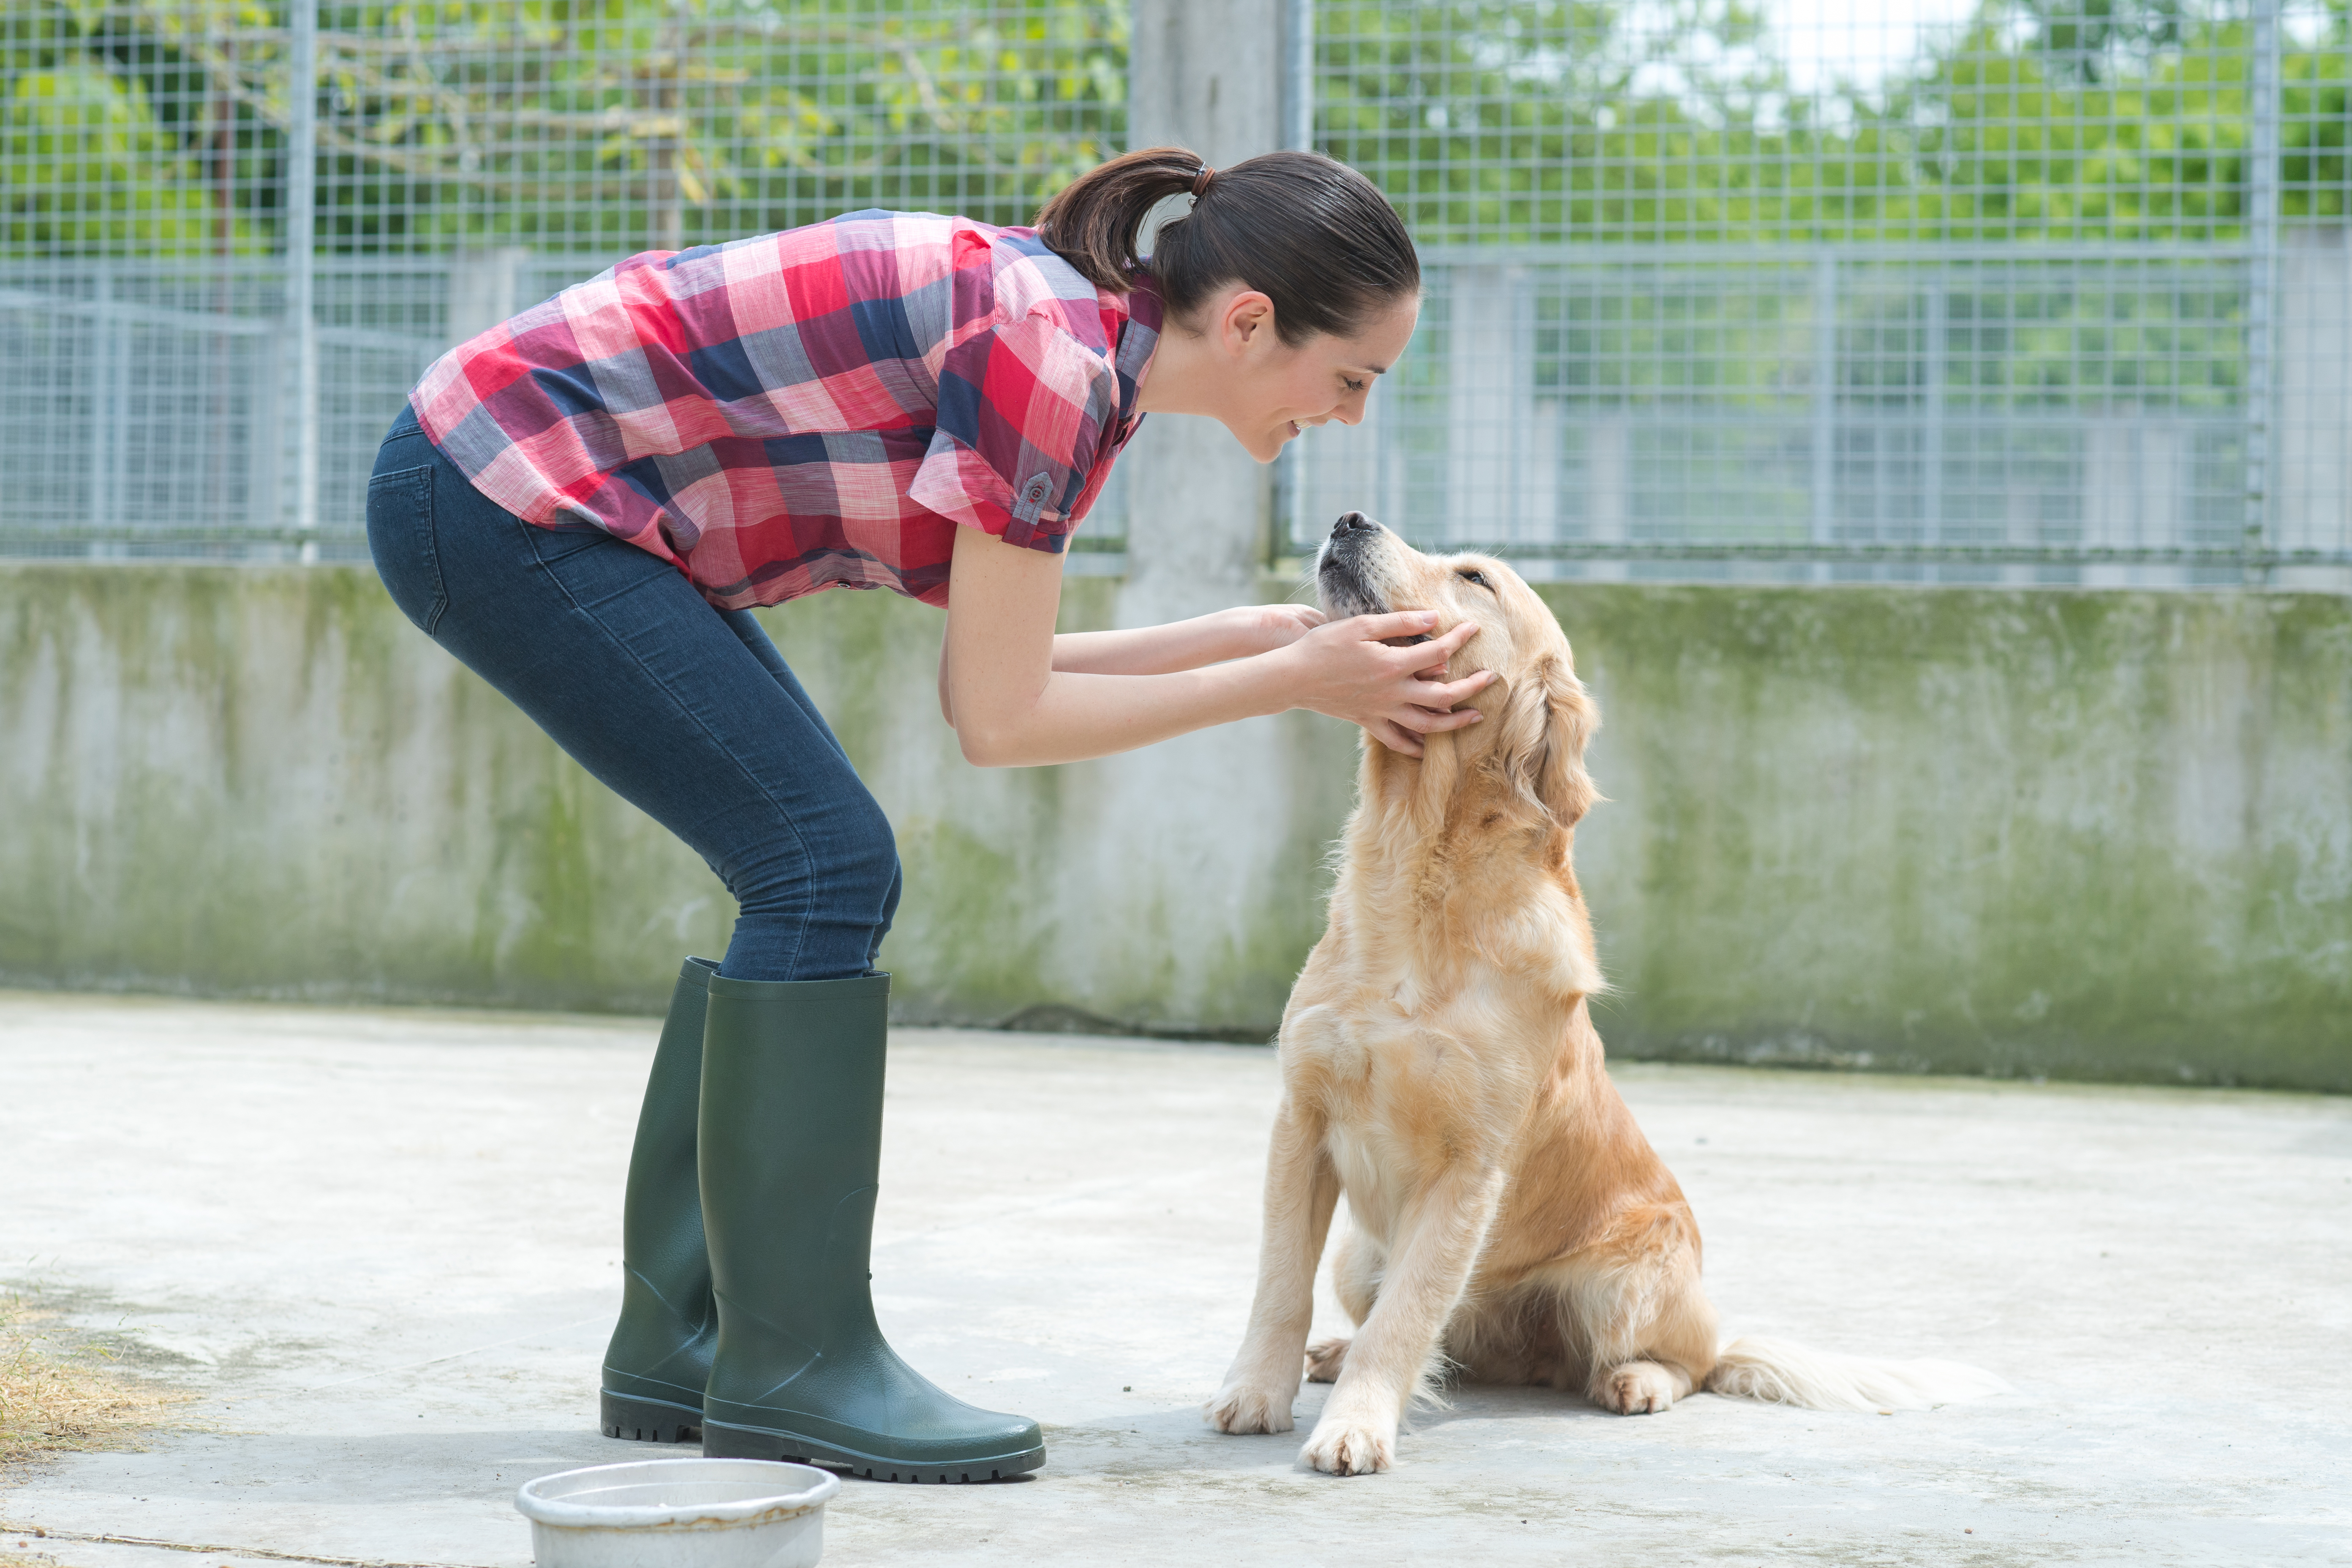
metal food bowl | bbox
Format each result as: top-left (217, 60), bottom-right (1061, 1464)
top-left (514, 1456), bottom-right (839, 1568)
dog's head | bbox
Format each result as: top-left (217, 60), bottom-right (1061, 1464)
top-left (1316, 511), bottom-right (1598, 834)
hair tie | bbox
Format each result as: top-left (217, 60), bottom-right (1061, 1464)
top-left (1191, 164), bottom-right (1214, 200)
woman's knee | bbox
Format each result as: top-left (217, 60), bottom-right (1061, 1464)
top-left (831, 796), bottom-right (901, 912)
top-left (727, 792), bottom-right (897, 913)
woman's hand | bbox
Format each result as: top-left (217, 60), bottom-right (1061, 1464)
top-left (1225, 602), bottom-right (1327, 656)
top-left (1271, 612), bottom-right (1494, 757)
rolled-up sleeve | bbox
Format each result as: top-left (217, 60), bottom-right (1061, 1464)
top-left (909, 306), bottom-right (1122, 553)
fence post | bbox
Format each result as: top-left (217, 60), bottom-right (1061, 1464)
top-left (1121, 0), bottom-right (1282, 616)
top-left (88, 261), bottom-right (113, 546)
top-left (1449, 264), bottom-right (1516, 547)
top-left (286, 0), bottom-right (318, 561)
top-left (448, 249), bottom-right (532, 346)
top-left (1091, 0), bottom-right (1293, 1032)
top-left (1282, 0), bottom-right (1313, 156)
top-left (1922, 275), bottom-right (1944, 551)
top-left (2243, 0), bottom-right (2280, 587)
top-left (1812, 250), bottom-right (1839, 562)
top-left (1274, 0), bottom-right (1315, 561)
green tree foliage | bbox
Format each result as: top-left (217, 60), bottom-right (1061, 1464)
top-left (3, 4), bottom-right (267, 256)
top-left (1317, 0), bottom-right (2348, 244)
top-left (307, 0), bottom-right (1126, 253)
top-left (2, 0), bottom-right (2341, 259)
top-left (3, 0), bottom-right (1125, 258)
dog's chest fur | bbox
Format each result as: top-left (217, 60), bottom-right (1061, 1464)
top-left (1281, 958), bottom-right (1562, 1243)
top-left (1277, 760), bottom-right (1611, 1254)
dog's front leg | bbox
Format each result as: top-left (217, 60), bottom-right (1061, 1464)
top-left (1205, 1093), bottom-right (1339, 1436)
top-left (1299, 1163), bottom-right (1505, 1475)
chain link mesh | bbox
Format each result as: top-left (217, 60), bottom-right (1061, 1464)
top-left (1, 0), bottom-right (1127, 559)
top-left (4, 2), bottom-right (2347, 586)
top-left (1290, 0), bottom-right (2351, 587)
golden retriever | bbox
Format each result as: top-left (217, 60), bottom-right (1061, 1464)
top-left (1205, 512), bottom-right (2000, 1475)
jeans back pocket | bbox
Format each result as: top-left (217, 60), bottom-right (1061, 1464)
top-left (365, 465), bottom-right (447, 636)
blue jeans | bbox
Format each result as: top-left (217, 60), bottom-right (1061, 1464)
top-left (365, 408), bottom-right (901, 983)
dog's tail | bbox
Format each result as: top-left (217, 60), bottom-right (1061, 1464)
top-left (1704, 1336), bottom-right (2006, 1413)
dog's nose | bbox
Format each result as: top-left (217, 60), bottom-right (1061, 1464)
top-left (1331, 511), bottom-right (1372, 537)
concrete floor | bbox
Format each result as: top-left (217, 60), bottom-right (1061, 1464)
top-left (0, 990), bottom-right (2347, 1568)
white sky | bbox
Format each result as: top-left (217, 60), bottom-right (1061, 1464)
top-left (1762, 0), bottom-right (1987, 93)
top-left (1761, 0), bottom-right (2341, 93)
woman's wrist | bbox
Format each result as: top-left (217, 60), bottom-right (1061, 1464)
top-left (1214, 604), bottom-right (1282, 660)
top-left (1240, 637), bottom-right (1307, 718)
top-left (1041, 606), bottom-right (1316, 683)
top-left (1222, 602), bottom-right (1327, 662)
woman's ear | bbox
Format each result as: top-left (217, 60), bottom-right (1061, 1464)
top-left (1499, 653), bottom-right (1599, 826)
top-left (1219, 288), bottom-right (1277, 356)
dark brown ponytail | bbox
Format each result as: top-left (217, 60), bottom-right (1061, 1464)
top-left (1034, 145), bottom-right (1419, 346)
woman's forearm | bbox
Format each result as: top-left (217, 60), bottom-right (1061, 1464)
top-left (957, 654), bottom-right (1294, 768)
top-left (942, 609), bottom-right (1267, 727)
top-left (1050, 610), bottom-right (1261, 675)
top-left (941, 525), bottom-right (1485, 768)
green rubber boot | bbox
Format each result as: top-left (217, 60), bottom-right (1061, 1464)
top-left (599, 956), bottom-right (721, 1443)
top-left (696, 971), bottom-right (1045, 1482)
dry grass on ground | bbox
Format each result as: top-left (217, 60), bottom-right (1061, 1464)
top-left (0, 1292), bottom-right (192, 1563)
top-left (0, 1293), bottom-right (192, 1474)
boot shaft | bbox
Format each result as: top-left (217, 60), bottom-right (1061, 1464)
top-left (604, 956), bottom-right (724, 1427)
top-left (621, 956), bottom-right (721, 1273)
top-left (699, 972), bottom-right (892, 1356)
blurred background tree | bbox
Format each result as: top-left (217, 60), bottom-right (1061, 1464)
top-left (2, 0), bottom-right (2342, 409)
top-left (5, 0), bottom-right (2341, 258)
top-left (3, 3), bottom-right (256, 255)
top-left (1314, 0), bottom-right (2347, 243)
top-left (3, 0), bottom-right (1128, 258)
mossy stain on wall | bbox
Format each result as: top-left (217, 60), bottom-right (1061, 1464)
top-left (3, 563), bottom-right (2345, 1089)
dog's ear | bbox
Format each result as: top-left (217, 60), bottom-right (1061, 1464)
top-left (1497, 653), bottom-right (1599, 827)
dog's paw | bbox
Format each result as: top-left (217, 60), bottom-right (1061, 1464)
top-left (1601, 1361), bottom-right (1680, 1415)
top-left (1304, 1337), bottom-right (1350, 1384)
top-left (1299, 1415), bottom-right (1394, 1475)
top-left (1205, 1381), bottom-right (1296, 1435)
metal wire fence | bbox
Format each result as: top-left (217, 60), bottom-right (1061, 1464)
top-left (1288, 0), bottom-right (2352, 586)
top-left (3, 0), bottom-right (2348, 589)
top-left (0, 0), bottom-right (1126, 560)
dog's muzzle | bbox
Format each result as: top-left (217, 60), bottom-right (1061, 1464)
top-left (1317, 511), bottom-right (1391, 621)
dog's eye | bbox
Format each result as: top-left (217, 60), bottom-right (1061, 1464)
top-left (1456, 569), bottom-right (1492, 590)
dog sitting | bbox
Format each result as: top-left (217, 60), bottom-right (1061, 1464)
top-left (1205, 512), bottom-right (1999, 1476)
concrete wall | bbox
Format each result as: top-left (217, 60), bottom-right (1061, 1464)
top-left (1561, 586), bottom-right (2351, 1091)
top-left (3, 564), bottom-right (2347, 1091)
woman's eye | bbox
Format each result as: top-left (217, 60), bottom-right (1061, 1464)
top-left (1457, 569), bottom-right (1490, 589)
top-left (1343, 378), bottom-right (1366, 394)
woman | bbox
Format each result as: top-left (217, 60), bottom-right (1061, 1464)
top-left (365, 147), bottom-right (1491, 1482)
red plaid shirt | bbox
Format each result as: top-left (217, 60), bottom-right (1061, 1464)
top-left (408, 211), bottom-right (1162, 609)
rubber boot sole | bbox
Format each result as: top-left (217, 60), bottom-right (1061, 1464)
top-left (599, 1389), bottom-right (704, 1444)
top-left (701, 1418), bottom-right (1045, 1483)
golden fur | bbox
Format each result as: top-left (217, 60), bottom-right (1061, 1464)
top-left (1204, 517), bottom-right (1999, 1476)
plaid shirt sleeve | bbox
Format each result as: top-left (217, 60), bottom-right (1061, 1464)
top-left (909, 300), bottom-right (1124, 555)
top-left (407, 215), bottom-right (1154, 610)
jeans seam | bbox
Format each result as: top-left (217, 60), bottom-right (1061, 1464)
top-left (369, 464), bottom-right (446, 636)
top-left (517, 522), bottom-right (834, 974)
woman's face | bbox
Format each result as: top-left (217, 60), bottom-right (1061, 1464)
top-left (1192, 291), bottom-right (1422, 464)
